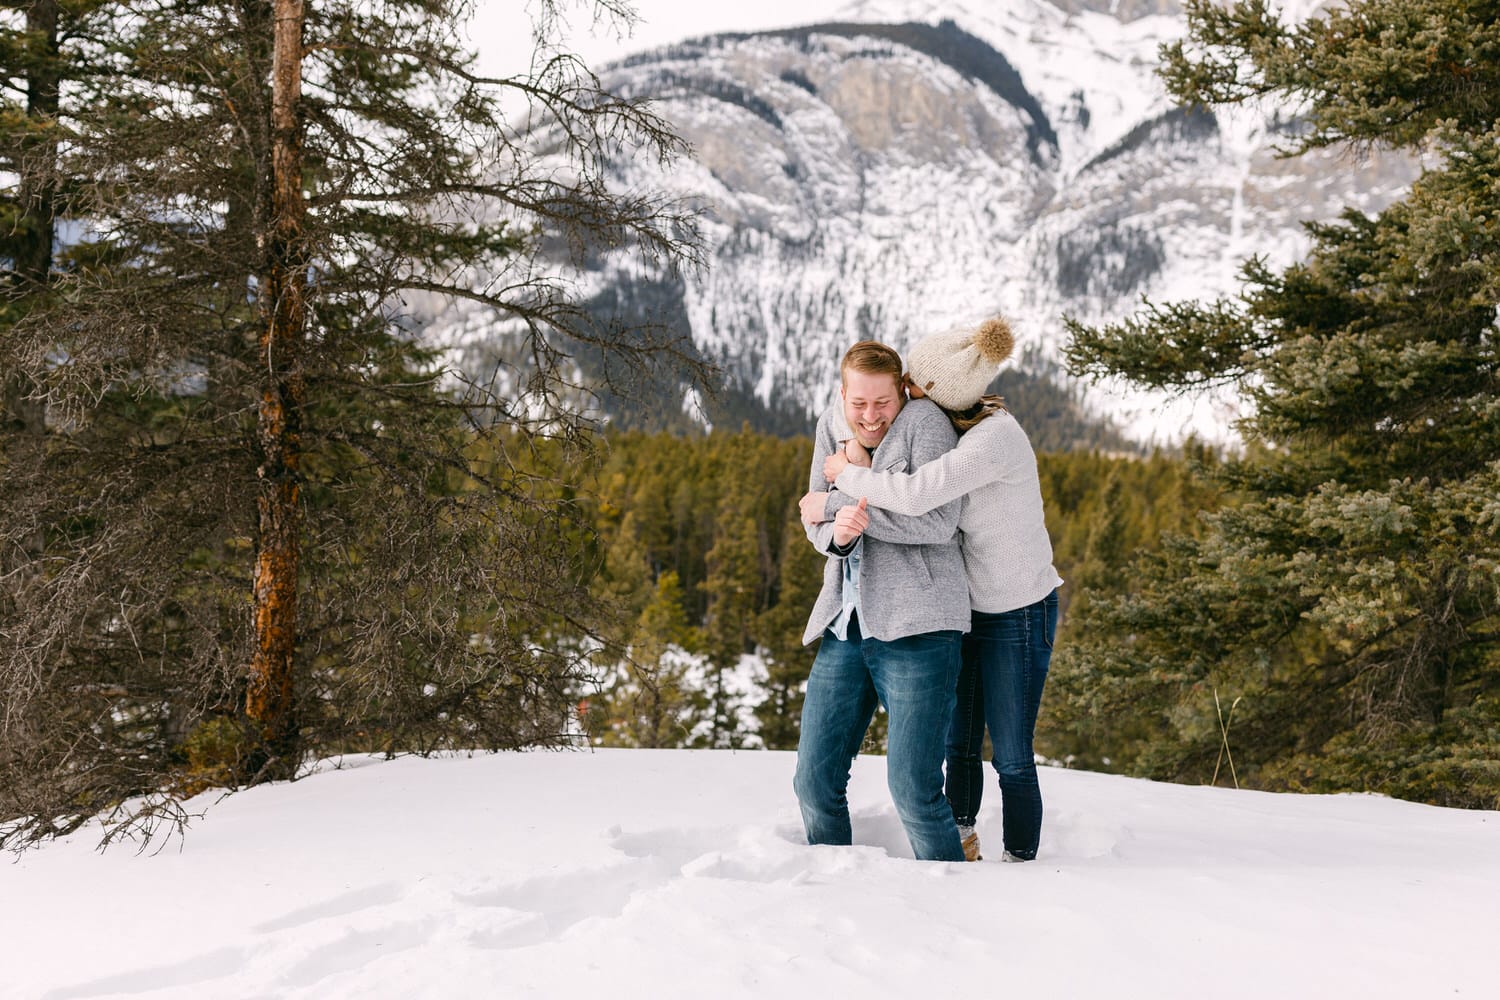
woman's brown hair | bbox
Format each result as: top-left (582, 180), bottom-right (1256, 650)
top-left (944, 393), bottom-right (1006, 432)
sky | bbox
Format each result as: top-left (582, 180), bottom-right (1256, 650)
top-left (465, 0), bottom-right (856, 77)
top-left (4, 749), bottom-right (1498, 999)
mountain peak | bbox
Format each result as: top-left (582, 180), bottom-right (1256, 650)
top-left (834, 0), bottom-right (1186, 28)
top-left (439, 0), bottom-right (1414, 445)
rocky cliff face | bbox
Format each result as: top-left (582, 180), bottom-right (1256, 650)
top-left (436, 0), bottom-right (1416, 445)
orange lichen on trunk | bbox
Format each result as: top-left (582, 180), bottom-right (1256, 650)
top-left (246, 0), bottom-right (307, 776)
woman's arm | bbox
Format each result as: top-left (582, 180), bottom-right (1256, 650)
top-left (834, 429), bottom-right (999, 517)
top-left (820, 402), bottom-right (963, 544)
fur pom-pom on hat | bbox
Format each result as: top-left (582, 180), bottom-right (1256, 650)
top-left (973, 317), bottom-right (1015, 365)
top-left (907, 316), bottom-right (1016, 412)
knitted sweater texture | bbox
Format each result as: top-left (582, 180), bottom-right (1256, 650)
top-left (835, 409), bottom-right (1062, 614)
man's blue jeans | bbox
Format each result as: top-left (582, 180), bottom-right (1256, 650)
top-left (945, 589), bottom-right (1058, 860)
top-left (793, 613), bottom-right (965, 862)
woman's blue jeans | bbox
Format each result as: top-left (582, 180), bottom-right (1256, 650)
top-left (793, 613), bottom-right (966, 862)
top-left (945, 590), bottom-right (1058, 860)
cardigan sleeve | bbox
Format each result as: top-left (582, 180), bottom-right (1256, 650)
top-left (834, 423), bottom-right (999, 516)
top-left (804, 407), bottom-right (849, 556)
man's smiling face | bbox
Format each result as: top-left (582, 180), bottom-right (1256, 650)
top-left (841, 369), bottom-right (904, 450)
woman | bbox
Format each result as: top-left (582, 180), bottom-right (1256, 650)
top-left (800, 317), bottom-right (1062, 862)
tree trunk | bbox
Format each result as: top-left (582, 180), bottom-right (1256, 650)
top-left (245, 0), bottom-right (306, 782)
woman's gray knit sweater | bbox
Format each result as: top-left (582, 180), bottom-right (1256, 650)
top-left (835, 409), bottom-right (1062, 614)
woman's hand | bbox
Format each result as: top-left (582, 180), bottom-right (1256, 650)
top-left (799, 490), bottom-right (830, 526)
top-left (822, 439), bottom-right (871, 483)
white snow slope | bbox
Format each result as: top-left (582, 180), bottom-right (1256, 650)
top-left (4, 750), bottom-right (1497, 999)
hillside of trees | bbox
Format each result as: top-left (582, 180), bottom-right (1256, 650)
top-left (569, 426), bottom-right (1222, 761)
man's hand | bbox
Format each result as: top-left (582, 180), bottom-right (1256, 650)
top-left (823, 438), bottom-right (872, 482)
top-left (800, 490), bottom-right (830, 526)
top-left (832, 497), bottom-right (869, 547)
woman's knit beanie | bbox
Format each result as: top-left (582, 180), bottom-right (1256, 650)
top-left (906, 316), bottom-right (1015, 411)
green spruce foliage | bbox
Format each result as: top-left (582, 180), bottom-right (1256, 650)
top-left (700, 487), bottom-right (763, 748)
top-left (587, 570), bottom-right (706, 749)
top-left (0, 0), bottom-right (702, 846)
top-left (1057, 0), bottom-right (1500, 807)
top-left (578, 429), bottom-right (1209, 756)
top-left (754, 522), bottom-right (825, 749)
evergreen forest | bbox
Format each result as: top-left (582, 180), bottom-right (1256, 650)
top-left (569, 428), bottom-right (1219, 758)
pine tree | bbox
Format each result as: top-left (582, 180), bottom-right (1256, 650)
top-left (754, 512), bottom-right (824, 749)
top-left (1060, 0), bottom-right (1500, 806)
top-left (1067, 464), bottom-right (1127, 620)
top-left (1, 3), bottom-right (61, 405)
top-left (699, 487), bottom-right (761, 748)
top-left (590, 570), bottom-right (706, 748)
top-left (0, 0), bottom-right (704, 845)
top-left (599, 510), bottom-right (655, 621)
top-left (2, 2), bottom-right (115, 558)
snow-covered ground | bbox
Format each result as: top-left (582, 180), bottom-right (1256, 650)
top-left (4, 750), bottom-right (1497, 999)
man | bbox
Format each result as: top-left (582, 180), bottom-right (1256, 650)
top-left (792, 340), bottom-right (970, 862)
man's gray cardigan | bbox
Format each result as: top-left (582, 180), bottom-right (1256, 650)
top-left (801, 397), bottom-right (970, 645)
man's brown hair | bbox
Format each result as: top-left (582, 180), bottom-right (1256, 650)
top-left (839, 340), bottom-right (904, 387)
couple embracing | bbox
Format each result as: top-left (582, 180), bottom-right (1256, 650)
top-left (793, 319), bottom-right (1062, 864)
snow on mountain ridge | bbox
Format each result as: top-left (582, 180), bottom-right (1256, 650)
top-left (435, 0), bottom-right (1413, 445)
top-left (602, 23), bottom-right (1056, 422)
top-left (834, 0), bottom-right (1187, 177)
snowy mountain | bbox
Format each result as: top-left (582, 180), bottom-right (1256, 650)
top-left (441, 0), bottom-right (1417, 444)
